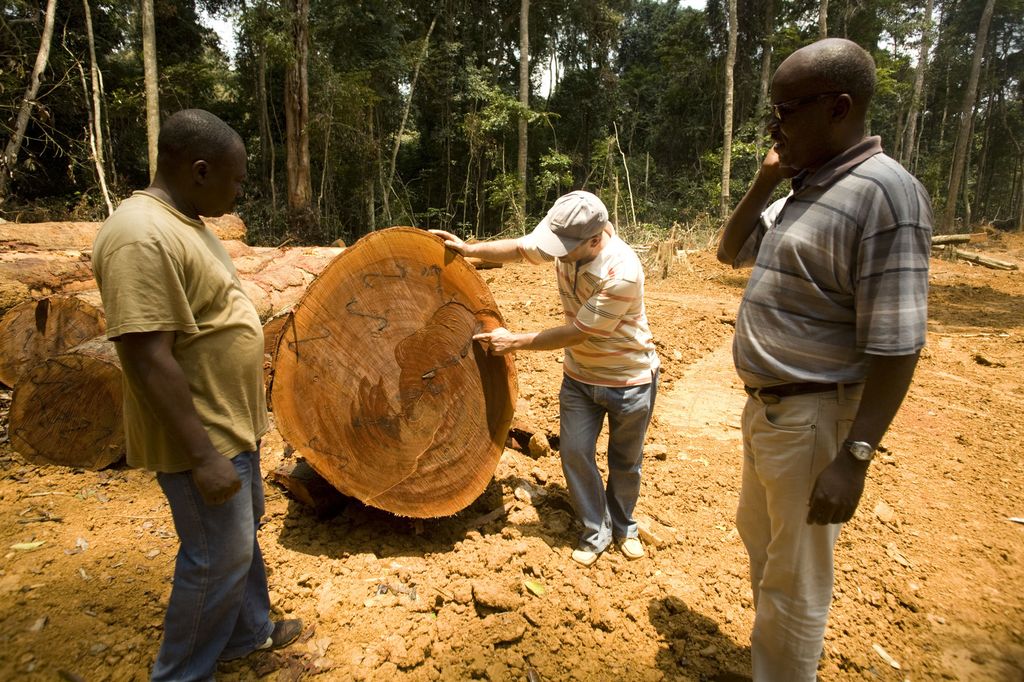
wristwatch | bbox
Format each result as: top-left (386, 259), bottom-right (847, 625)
top-left (843, 439), bottom-right (875, 462)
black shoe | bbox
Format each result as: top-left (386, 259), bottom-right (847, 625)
top-left (257, 619), bottom-right (303, 651)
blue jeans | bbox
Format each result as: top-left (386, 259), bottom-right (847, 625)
top-left (152, 449), bottom-right (274, 682)
top-left (558, 370), bottom-right (658, 553)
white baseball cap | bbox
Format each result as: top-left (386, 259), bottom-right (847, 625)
top-left (530, 190), bottom-right (609, 257)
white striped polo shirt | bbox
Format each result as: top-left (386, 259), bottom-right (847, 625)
top-left (518, 228), bottom-right (659, 387)
top-left (731, 136), bottom-right (932, 388)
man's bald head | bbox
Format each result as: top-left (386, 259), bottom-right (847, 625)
top-left (150, 109), bottom-right (246, 218)
top-left (776, 38), bottom-right (877, 112)
top-left (156, 109), bottom-right (243, 172)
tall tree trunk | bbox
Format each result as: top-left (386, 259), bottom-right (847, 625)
top-left (0, 0), bottom-right (58, 202)
top-left (974, 39), bottom-right (996, 217)
top-left (720, 0), bottom-right (738, 219)
top-left (900, 0), bottom-right (933, 166)
top-left (384, 15), bottom-right (437, 225)
top-left (364, 106), bottom-right (375, 232)
top-left (256, 44), bottom-right (276, 210)
top-left (517, 0), bottom-right (530, 229)
top-left (755, 0), bottom-right (774, 166)
top-left (82, 0), bottom-right (113, 215)
top-left (943, 0), bottom-right (996, 231)
top-left (284, 0), bottom-right (314, 232)
top-left (819, 0), bottom-right (829, 39)
top-left (613, 122), bottom-right (637, 227)
top-left (317, 101), bottom-right (334, 216)
top-left (141, 0), bottom-right (159, 181)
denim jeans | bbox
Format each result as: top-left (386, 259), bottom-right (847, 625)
top-left (151, 449), bottom-right (274, 682)
top-left (558, 369), bottom-right (658, 553)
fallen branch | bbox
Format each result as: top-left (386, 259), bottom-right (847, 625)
top-left (930, 234), bottom-right (972, 246)
top-left (952, 249), bottom-right (1018, 271)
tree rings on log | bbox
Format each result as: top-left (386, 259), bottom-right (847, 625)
top-left (10, 337), bottom-right (124, 469)
top-left (270, 227), bottom-right (517, 518)
top-left (0, 291), bottom-right (106, 388)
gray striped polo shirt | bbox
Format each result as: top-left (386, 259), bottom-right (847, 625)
top-left (731, 136), bottom-right (932, 388)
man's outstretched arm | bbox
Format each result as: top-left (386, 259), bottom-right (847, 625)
top-left (473, 324), bottom-right (589, 355)
top-left (430, 230), bottom-right (524, 263)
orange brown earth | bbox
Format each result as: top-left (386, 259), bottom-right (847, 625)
top-left (1, 232), bottom-right (1023, 681)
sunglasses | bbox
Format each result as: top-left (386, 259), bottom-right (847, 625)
top-left (765, 91), bottom-right (846, 123)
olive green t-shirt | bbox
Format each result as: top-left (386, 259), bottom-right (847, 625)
top-left (92, 191), bottom-right (268, 472)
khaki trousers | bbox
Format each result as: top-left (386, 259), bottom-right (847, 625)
top-left (737, 385), bottom-right (861, 682)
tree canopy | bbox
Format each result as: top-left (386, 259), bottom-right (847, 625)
top-left (1, 0), bottom-right (1021, 242)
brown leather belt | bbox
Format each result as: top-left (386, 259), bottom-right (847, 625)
top-left (744, 382), bottom-right (856, 400)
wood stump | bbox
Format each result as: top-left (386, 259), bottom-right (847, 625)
top-left (270, 227), bottom-right (517, 518)
top-left (10, 336), bottom-right (124, 469)
top-left (0, 291), bottom-right (106, 387)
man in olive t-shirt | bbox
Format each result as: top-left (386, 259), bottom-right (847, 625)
top-left (93, 110), bottom-right (300, 681)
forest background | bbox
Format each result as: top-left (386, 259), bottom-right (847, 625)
top-left (0, 0), bottom-right (1021, 248)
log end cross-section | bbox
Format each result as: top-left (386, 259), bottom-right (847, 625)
top-left (270, 227), bottom-right (517, 518)
top-left (0, 291), bottom-right (106, 388)
top-left (10, 336), bottom-right (124, 470)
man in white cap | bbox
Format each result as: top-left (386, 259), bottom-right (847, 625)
top-left (432, 190), bottom-right (660, 566)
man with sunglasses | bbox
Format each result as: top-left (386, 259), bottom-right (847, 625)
top-left (717, 39), bottom-right (932, 681)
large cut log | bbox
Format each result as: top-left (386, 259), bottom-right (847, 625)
top-left (0, 214), bottom-right (246, 251)
top-left (236, 246), bottom-right (344, 320)
top-left (10, 337), bottom-right (124, 469)
top-left (0, 240), bottom-right (250, 314)
top-left (0, 250), bottom-right (96, 313)
top-left (0, 245), bottom-right (341, 390)
top-left (6, 249), bottom-right (345, 469)
top-left (0, 291), bottom-right (106, 387)
top-left (270, 227), bottom-right (517, 518)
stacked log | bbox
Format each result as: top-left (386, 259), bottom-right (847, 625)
top-left (0, 214), bottom-right (246, 251)
top-left (5, 223), bottom-right (514, 494)
top-left (270, 227), bottom-right (517, 518)
top-left (10, 337), bottom-right (124, 469)
top-left (0, 291), bottom-right (106, 387)
top-left (0, 250), bottom-right (97, 312)
top-left (0, 217), bottom-right (246, 315)
top-left (6, 245), bottom-right (343, 469)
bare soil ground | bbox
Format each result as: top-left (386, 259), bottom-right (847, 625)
top-left (1, 234), bottom-right (1023, 681)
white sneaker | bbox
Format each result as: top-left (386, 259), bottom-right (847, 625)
top-left (571, 547), bottom-right (600, 567)
top-left (617, 537), bottom-right (644, 559)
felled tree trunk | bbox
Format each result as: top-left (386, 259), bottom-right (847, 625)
top-left (0, 238), bottom-right (255, 315)
top-left (10, 336), bottom-right (124, 469)
top-left (270, 227), bottom-right (517, 518)
top-left (0, 291), bottom-right (105, 387)
top-left (0, 250), bottom-right (97, 313)
top-left (235, 245), bottom-right (343, 321)
top-left (6, 248), bottom-right (343, 469)
top-left (0, 215), bottom-right (247, 252)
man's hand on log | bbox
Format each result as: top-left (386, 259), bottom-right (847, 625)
top-left (192, 454), bottom-right (242, 506)
top-left (473, 327), bottom-right (518, 355)
top-left (429, 229), bottom-right (469, 256)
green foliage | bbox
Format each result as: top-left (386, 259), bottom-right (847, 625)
top-left (534, 150), bottom-right (573, 204)
top-left (1, 0), bottom-right (1021, 238)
